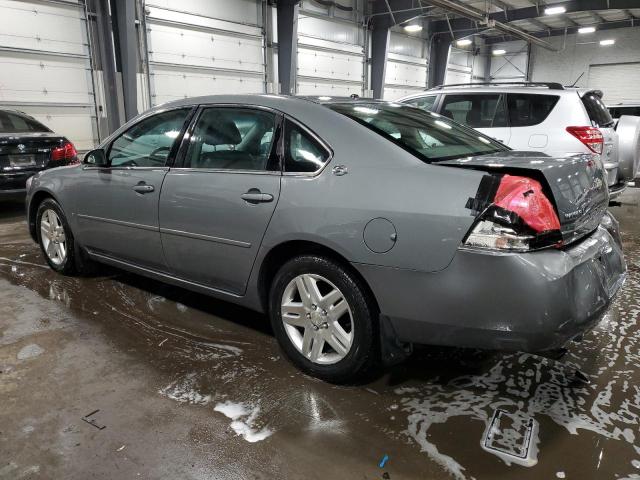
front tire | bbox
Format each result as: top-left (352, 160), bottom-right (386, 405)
top-left (269, 255), bottom-right (377, 383)
top-left (36, 198), bottom-right (81, 275)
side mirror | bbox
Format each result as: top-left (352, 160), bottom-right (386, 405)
top-left (83, 148), bottom-right (107, 167)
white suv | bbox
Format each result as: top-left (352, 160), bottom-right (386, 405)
top-left (399, 82), bottom-right (640, 197)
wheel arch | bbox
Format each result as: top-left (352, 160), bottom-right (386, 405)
top-left (257, 239), bottom-right (380, 315)
top-left (28, 189), bottom-right (60, 242)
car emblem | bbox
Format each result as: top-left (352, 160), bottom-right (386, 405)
top-left (17, 144), bottom-right (25, 152)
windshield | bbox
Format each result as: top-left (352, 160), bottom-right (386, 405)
top-left (328, 102), bottom-right (508, 163)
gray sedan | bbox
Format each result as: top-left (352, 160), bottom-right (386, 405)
top-left (25, 95), bottom-right (626, 383)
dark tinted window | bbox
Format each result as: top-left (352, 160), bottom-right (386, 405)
top-left (404, 95), bottom-right (437, 111)
top-left (0, 111), bottom-right (50, 133)
top-left (185, 108), bottom-right (278, 171)
top-left (582, 92), bottom-right (614, 127)
top-left (507, 94), bottom-right (559, 127)
top-left (440, 94), bottom-right (507, 128)
top-left (608, 106), bottom-right (640, 118)
top-left (284, 120), bottom-right (329, 173)
top-left (109, 108), bottom-right (190, 167)
top-left (328, 103), bottom-right (508, 163)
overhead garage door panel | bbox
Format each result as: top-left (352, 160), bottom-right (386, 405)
top-left (145, 1), bottom-right (266, 107)
top-left (0, 0), bottom-right (98, 151)
top-left (296, 14), bottom-right (364, 96)
top-left (588, 63), bottom-right (640, 105)
top-left (384, 34), bottom-right (427, 100)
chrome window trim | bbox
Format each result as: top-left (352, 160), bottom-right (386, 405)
top-left (167, 167), bottom-right (281, 176)
top-left (82, 166), bottom-right (170, 172)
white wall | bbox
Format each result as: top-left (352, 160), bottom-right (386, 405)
top-left (529, 26), bottom-right (640, 88)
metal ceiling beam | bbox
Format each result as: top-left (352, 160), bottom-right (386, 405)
top-left (484, 18), bottom-right (635, 43)
top-left (430, 0), bottom-right (640, 33)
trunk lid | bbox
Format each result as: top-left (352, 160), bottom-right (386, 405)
top-left (439, 151), bottom-right (609, 245)
top-left (0, 133), bottom-right (67, 171)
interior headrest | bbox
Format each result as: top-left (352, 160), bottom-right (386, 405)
top-left (201, 115), bottom-right (241, 146)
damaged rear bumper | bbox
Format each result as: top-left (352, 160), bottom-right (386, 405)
top-left (355, 218), bottom-right (626, 352)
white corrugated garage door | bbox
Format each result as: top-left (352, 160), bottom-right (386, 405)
top-left (588, 63), bottom-right (640, 104)
top-left (144, 0), bottom-right (266, 107)
top-left (384, 33), bottom-right (427, 101)
top-left (0, 0), bottom-right (98, 151)
top-left (296, 14), bottom-right (364, 96)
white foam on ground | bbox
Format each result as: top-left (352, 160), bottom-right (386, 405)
top-left (214, 401), bottom-right (273, 443)
top-left (158, 373), bottom-right (211, 405)
top-left (17, 343), bottom-right (44, 360)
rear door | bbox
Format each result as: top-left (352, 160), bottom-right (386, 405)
top-left (439, 93), bottom-right (511, 145)
top-left (74, 107), bottom-right (193, 271)
top-left (159, 106), bottom-right (282, 295)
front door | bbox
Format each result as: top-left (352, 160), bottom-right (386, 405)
top-left (74, 107), bottom-right (192, 271)
top-left (159, 106), bottom-right (282, 295)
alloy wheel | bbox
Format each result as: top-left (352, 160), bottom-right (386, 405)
top-left (40, 209), bottom-right (67, 266)
top-left (280, 273), bottom-right (354, 365)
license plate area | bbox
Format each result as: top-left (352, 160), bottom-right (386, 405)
top-left (9, 154), bottom-right (37, 167)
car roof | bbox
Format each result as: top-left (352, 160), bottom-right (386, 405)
top-left (400, 85), bottom-right (591, 100)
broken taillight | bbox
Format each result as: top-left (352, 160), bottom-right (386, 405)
top-left (463, 174), bottom-right (562, 252)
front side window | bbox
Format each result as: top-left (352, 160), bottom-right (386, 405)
top-left (328, 103), bottom-right (508, 163)
top-left (404, 95), bottom-right (437, 112)
top-left (0, 111), bottom-right (50, 133)
top-left (440, 94), bottom-right (507, 128)
top-left (284, 120), bottom-right (329, 173)
top-left (109, 108), bottom-right (190, 167)
top-left (507, 93), bottom-right (559, 127)
top-left (185, 108), bottom-right (278, 171)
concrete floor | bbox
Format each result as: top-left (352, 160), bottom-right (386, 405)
top-left (1, 189), bottom-right (639, 480)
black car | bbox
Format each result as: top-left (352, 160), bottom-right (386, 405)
top-left (0, 109), bottom-right (78, 196)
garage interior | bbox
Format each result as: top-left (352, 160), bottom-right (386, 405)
top-left (1, 0), bottom-right (640, 479)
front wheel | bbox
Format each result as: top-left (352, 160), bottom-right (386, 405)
top-left (36, 198), bottom-right (81, 275)
top-left (269, 255), bottom-right (377, 383)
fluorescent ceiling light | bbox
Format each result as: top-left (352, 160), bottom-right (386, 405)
top-left (457, 39), bottom-right (472, 46)
top-left (578, 26), bottom-right (596, 34)
top-left (545, 6), bottom-right (566, 15)
top-left (492, 49), bottom-right (506, 55)
top-left (403, 24), bottom-right (422, 33)
top-left (600, 39), bottom-right (615, 46)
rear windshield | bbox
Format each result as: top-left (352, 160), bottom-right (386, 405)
top-left (581, 93), bottom-right (614, 128)
top-left (0, 111), bottom-right (50, 133)
top-left (328, 103), bottom-right (508, 163)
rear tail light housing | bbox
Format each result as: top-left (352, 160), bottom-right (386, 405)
top-left (51, 141), bottom-right (78, 163)
top-left (463, 174), bottom-right (562, 252)
top-left (566, 126), bottom-right (603, 154)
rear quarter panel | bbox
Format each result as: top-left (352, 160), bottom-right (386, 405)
top-left (259, 106), bottom-right (485, 273)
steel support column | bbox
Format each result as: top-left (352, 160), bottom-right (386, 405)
top-left (370, 27), bottom-right (390, 100)
top-left (94, 0), bottom-right (121, 134)
top-left (111, 0), bottom-right (138, 121)
top-left (428, 36), bottom-right (451, 88)
top-left (277, 0), bottom-right (300, 95)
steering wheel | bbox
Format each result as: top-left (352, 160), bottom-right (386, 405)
top-left (149, 146), bottom-right (171, 163)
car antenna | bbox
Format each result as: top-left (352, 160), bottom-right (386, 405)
top-left (569, 72), bottom-right (584, 88)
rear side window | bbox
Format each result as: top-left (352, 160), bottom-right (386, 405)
top-left (507, 94), bottom-right (559, 127)
top-left (404, 95), bottom-right (437, 111)
top-left (284, 120), bottom-right (329, 173)
top-left (0, 111), bottom-right (50, 133)
top-left (582, 92), bottom-right (614, 127)
top-left (185, 108), bottom-right (278, 171)
top-left (440, 94), bottom-right (507, 128)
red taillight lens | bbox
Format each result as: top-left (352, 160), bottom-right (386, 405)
top-left (494, 174), bottom-right (561, 233)
top-left (566, 126), bottom-right (603, 154)
top-left (51, 142), bottom-right (78, 162)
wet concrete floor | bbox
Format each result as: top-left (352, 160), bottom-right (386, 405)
top-left (1, 189), bottom-right (640, 480)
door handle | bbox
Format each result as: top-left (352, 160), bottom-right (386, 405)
top-left (241, 189), bottom-right (273, 204)
top-left (132, 183), bottom-right (154, 194)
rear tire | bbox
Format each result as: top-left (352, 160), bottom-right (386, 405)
top-left (36, 198), bottom-right (88, 275)
top-left (269, 255), bottom-right (377, 384)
